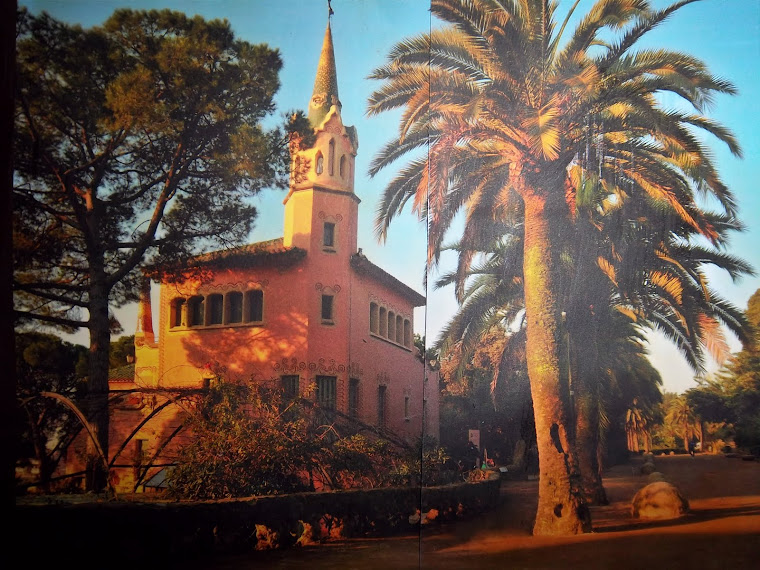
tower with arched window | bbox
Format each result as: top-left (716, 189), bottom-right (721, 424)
top-left (60, 15), bottom-right (439, 494)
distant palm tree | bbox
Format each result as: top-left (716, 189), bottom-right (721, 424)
top-left (666, 394), bottom-right (700, 452)
top-left (369, 0), bottom-right (741, 535)
top-left (625, 398), bottom-right (649, 452)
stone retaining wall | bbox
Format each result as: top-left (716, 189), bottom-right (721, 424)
top-left (15, 470), bottom-right (500, 565)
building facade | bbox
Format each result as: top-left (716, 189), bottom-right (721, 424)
top-left (62, 20), bottom-right (439, 494)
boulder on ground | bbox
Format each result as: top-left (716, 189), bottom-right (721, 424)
top-left (640, 462), bottom-right (657, 475)
top-left (647, 471), bottom-right (666, 483)
top-left (631, 481), bottom-right (689, 520)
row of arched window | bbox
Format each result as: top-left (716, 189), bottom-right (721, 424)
top-left (170, 290), bottom-right (264, 329)
top-left (369, 302), bottom-right (412, 348)
top-left (315, 138), bottom-right (350, 180)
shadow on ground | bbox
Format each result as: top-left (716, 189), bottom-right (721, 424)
top-left (197, 454), bottom-right (760, 569)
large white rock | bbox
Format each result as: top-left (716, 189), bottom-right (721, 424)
top-left (631, 482), bottom-right (689, 519)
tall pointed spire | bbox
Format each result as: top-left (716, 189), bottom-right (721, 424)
top-left (308, 17), bottom-right (341, 127)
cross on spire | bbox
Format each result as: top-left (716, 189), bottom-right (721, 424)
top-left (328, 0), bottom-right (334, 20)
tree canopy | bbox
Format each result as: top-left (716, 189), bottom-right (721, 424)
top-left (13, 8), bottom-right (296, 489)
top-left (14, 8), bottom-right (290, 330)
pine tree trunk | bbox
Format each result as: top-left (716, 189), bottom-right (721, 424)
top-left (85, 276), bottom-right (111, 491)
top-left (522, 192), bottom-right (591, 535)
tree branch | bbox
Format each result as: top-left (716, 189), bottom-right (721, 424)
top-left (14, 309), bottom-right (89, 329)
top-left (16, 287), bottom-right (89, 307)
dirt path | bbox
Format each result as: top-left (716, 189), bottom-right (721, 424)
top-left (206, 454), bottom-right (760, 569)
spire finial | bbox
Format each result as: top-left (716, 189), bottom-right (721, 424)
top-left (328, 0), bottom-right (334, 20)
top-left (308, 9), bottom-right (341, 127)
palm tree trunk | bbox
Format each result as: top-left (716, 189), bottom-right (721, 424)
top-left (574, 389), bottom-right (607, 505)
top-left (574, 387), bottom-right (608, 504)
top-left (683, 422), bottom-right (690, 452)
top-left (569, 306), bottom-right (608, 506)
top-left (522, 192), bottom-right (591, 535)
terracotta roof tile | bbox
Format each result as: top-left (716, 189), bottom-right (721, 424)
top-left (350, 252), bottom-right (426, 306)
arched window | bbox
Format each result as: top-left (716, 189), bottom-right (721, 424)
top-left (246, 289), bottom-right (264, 323)
top-left (379, 307), bottom-right (387, 337)
top-left (188, 296), bottom-right (204, 327)
top-left (170, 298), bottom-right (185, 328)
top-left (328, 139), bottom-right (335, 176)
top-left (387, 311), bottom-right (396, 340)
top-left (339, 155), bottom-right (346, 178)
top-left (369, 302), bottom-right (379, 334)
top-left (226, 291), bottom-right (243, 324)
top-left (404, 319), bottom-right (411, 347)
top-left (396, 315), bottom-right (403, 344)
top-left (315, 151), bottom-right (324, 174)
top-left (207, 294), bottom-right (224, 325)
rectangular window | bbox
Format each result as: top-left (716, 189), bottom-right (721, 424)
top-left (281, 375), bottom-right (299, 401)
top-left (323, 222), bottom-right (335, 248)
top-left (208, 294), bottom-right (223, 325)
top-left (246, 290), bottom-right (263, 323)
top-left (316, 375), bottom-right (337, 410)
top-left (378, 385), bottom-right (387, 428)
top-left (226, 291), bottom-right (243, 324)
top-left (348, 378), bottom-right (359, 418)
top-left (321, 294), bottom-right (334, 322)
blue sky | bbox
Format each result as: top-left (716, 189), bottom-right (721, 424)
top-left (22, 0), bottom-right (760, 394)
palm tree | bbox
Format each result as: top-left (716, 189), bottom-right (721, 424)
top-left (434, 176), bottom-right (750, 505)
top-left (625, 398), bottom-right (648, 452)
top-left (369, 0), bottom-right (741, 535)
top-left (666, 394), bottom-right (700, 452)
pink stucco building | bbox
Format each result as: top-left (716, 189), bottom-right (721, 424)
top-left (73, 19), bottom-right (439, 493)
